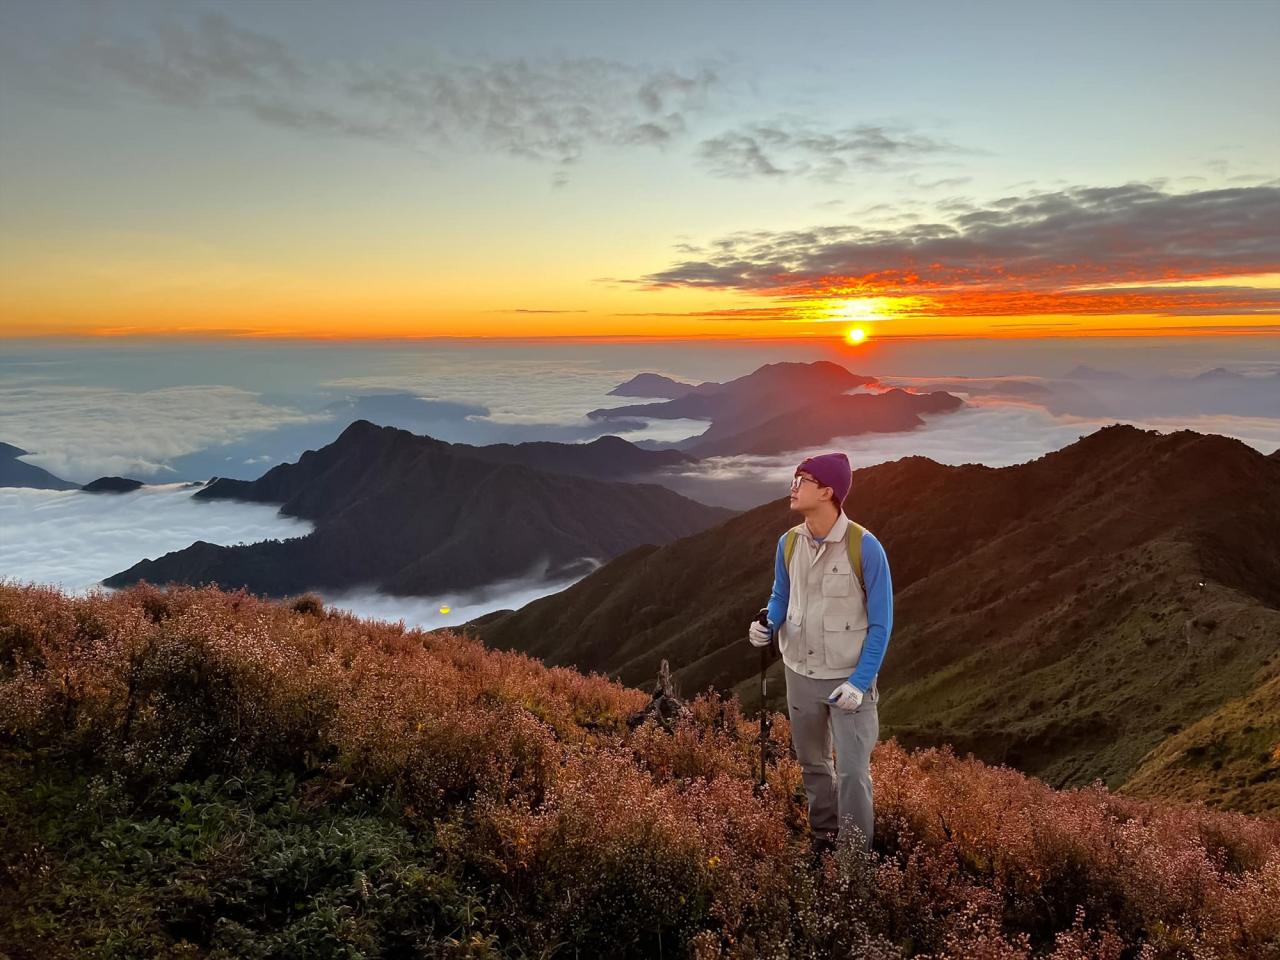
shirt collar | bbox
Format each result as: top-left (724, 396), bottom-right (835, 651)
top-left (803, 510), bottom-right (849, 544)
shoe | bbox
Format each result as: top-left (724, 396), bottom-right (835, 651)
top-left (809, 834), bottom-right (837, 858)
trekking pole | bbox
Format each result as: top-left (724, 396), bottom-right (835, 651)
top-left (754, 607), bottom-right (776, 793)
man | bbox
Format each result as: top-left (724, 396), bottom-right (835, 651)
top-left (748, 452), bottom-right (893, 855)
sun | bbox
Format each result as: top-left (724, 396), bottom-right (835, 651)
top-left (827, 298), bottom-right (888, 343)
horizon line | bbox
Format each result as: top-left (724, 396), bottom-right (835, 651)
top-left (5, 326), bottom-right (1280, 347)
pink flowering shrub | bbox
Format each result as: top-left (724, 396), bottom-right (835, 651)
top-left (1, 580), bottom-right (1278, 958)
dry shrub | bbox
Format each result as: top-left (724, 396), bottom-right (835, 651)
top-left (288, 591), bottom-right (326, 616)
top-left (2, 580), bottom-right (1279, 958)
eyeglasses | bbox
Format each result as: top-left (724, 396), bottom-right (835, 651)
top-left (790, 475), bottom-right (819, 492)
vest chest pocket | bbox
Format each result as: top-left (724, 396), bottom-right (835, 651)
top-left (821, 555), bottom-right (853, 597)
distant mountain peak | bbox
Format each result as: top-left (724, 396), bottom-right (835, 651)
top-left (1193, 367), bottom-right (1244, 381)
top-left (338, 418), bottom-right (382, 437)
top-left (0, 441), bottom-right (79, 491)
top-left (331, 418), bottom-right (451, 452)
top-left (607, 373), bottom-right (702, 399)
top-left (337, 418), bottom-right (418, 442)
top-left (82, 476), bottom-right (145, 494)
top-left (584, 434), bottom-right (636, 448)
top-left (588, 360), bottom-right (933, 457)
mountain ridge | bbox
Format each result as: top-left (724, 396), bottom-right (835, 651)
top-left (104, 420), bottom-right (734, 598)
top-left (0, 442), bottom-right (79, 491)
top-left (588, 361), bottom-right (963, 456)
top-left (471, 424), bottom-right (1280, 809)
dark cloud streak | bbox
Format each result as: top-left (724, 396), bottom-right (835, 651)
top-left (697, 121), bottom-right (969, 181)
top-left (67, 11), bottom-right (720, 171)
top-left (41, 9), bottom-right (982, 189)
top-left (637, 183), bottom-right (1280, 316)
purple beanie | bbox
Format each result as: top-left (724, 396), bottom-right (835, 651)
top-left (796, 452), bottom-right (851, 506)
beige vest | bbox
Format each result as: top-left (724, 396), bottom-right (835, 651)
top-left (780, 513), bottom-right (870, 682)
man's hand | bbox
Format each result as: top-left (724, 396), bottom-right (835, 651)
top-left (748, 620), bottom-right (773, 647)
top-left (827, 681), bottom-right (863, 712)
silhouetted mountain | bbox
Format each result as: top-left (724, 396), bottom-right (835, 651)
top-left (194, 428), bottom-right (695, 501)
top-left (589, 361), bottom-right (871, 424)
top-left (0, 442), bottom-right (79, 490)
top-left (1192, 367), bottom-right (1244, 381)
top-left (684, 388), bottom-right (963, 457)
top-left (472, 425), bottom-right (1280, 808)
top-left (81, 476), bottom-right (145, 493)
top-left (607, 373), bottom-right (704, 399)
top-left (445, 434), bottom-right (697, 480)
top-left (103, 421), bottom-right (733, 598)
top-left (586, 361), bottom-right (961, 456)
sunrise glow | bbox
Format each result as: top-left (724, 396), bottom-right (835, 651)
top-left (832, 298), bottom-right (893, 324)
top-left (845, 327), bottom-right (868, 345)
top-left (1, 4), bottom-right (1275, 343)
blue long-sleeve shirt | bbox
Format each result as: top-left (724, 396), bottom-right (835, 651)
top-left (765, 526), bottom-right (894, 693)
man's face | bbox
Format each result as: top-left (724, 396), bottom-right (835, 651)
top-left (788, 470), bottom-right (830, 511)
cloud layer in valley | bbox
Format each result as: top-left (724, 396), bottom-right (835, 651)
top-left (650, 399), bottom-right (1280, 510)
top-left (0, 483), bottom-right (313, 593)
top-left (3, 339), bottom-right (1276, 486)
top-left (0, 342), bottom-right (779, 484)
top-left (318, 558), bottom-right (604, 633)
top-left (3, 340), bottom-right (1277, 627)
top-left (0, 382), bottom-right (331, 483)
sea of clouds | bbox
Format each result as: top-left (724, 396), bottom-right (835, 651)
top-left (0, 482), bottom-right (600, 631)
top-left (3, 336), bottom-right (1277, 622)
top-left (0, 483), bottom-right (312, 594)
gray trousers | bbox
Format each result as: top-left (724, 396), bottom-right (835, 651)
top-left (783, 665), bottom-right (879, 849)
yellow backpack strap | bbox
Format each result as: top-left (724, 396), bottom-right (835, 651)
top-left (783, 528), bottom-right (798, 569)
top-left (846, 520), bottom-right (866, 586)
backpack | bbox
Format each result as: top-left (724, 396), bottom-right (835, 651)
top-left (783, 520), bottom-right (867, 594)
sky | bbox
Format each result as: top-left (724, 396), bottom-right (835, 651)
top-left (1, 0), bottom-right (1278, 340)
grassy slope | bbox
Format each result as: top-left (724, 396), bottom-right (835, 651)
top-left (483, 426), bottom-right (1280, 809)
top-left (1125, 670), bottom-right (1280, 816)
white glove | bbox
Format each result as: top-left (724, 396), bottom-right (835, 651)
top-left (827, 681), bottom-right (863, 712)
top-left (748, 620), bottom-right (773, 647)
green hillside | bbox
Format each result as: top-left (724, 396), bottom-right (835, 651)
top-left (475, 425), bottom-right (1280, 809)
